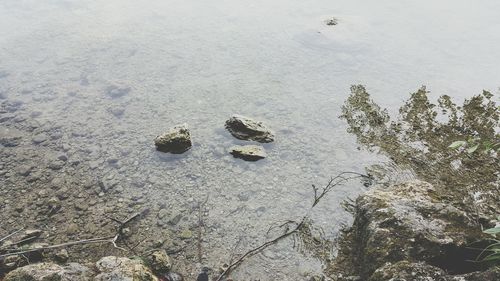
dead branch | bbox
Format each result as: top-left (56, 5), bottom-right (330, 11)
top-left (216, 172), bottom-right (371, 280)
top-left (197, 195), bottom-right (209, 263)
top-left (0, 228), bottom-right (25, 244)
top-left (0, 236), bottom-right (114, 259)
top-left (0, 212), bottom-right (142, 259)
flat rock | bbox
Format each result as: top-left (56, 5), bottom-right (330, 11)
top-left (106, 85), bottom-right (130, 98)
top-left (154, 124), bottom-right (192, 154)
top-left (0, 126), bottom-right (23, 147)
top-left (146, 250), bottom-right (172, 274)
top-left (4, 262), bottom-right (93, 281)
top-left (32, 133), bottom-right (48, 144)
top-left (225, 115), bottom-right (274, 143)
top-left (95, 256), bottom-right (158, 281)
top-left (229, 145), bottom-right (266, 161)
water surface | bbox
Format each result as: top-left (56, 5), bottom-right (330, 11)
top-left (1, 0), bottom-right (499, 279)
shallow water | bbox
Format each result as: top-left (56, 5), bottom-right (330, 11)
top-left (1, 0), bottom-right (499, 279)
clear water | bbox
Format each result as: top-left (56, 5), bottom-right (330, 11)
top-left (1, 0), bottom-right (499, 279)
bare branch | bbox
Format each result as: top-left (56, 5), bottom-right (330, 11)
top-left (0, 228), bottom-right (25, 243)
top-left (215, 172), bottom-right (371, 280)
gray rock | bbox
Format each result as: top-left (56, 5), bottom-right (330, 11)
top-left (0, 126), bottom-right (23, 147)
top-left (53, 249), bottom-right (69, 263)
top-left (20, 229), bottom-right (43, 241)
top-left (2, 100), bottom-right (23, 112)
top-left (49, 160), bottom-right (66, 170)
top-left (225, 115), bottom-right (274, 143)
top-left (162, 272), bottom-right (184, 281)
top-left (32, 133), bottom-right (48, 144)
top-left (108, 106), bottom-right (125, 117)
top-left (0, 113), bottom-right (16, 123)
top-left (229, 145), bottom-right (267, 161)
top-left (325, 17), bottom-right (339, 26)
top-left (95, 256), bottom-right (158, 281)
top-left (57, 153), bottom-right (68, 161)
top-left (4, 262), bottom-right (93, 281)
top-left (157, 208), bottom-right (168, 219)
top-left (106, 85), bottom-right (130, 98)
top-left (154, 124), bottom-right (192, 154)
top-left (16, 165), bottom-right (33, 176)
top-left (0, 70), bottom-right (9, 79)
top-left (146, 250), bottom-right (172, 273)
top-left (30, 111), bottom-right (42, 118)
top-left (1, 255), bottom-right (27, 271)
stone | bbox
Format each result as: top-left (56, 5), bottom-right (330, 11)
top-left (229, 145), bottom-right (266, 161)
top-left (49, 160), bottom-right (66, 170)
top-left (146, 250), bottom-right (172, 273)
top-left (95, 256), bottom-right (158, 281)
top-left (328, 180), bottom-right (494, 280)
top-left (108, 106), bottom-right (125, 117)
top-left (0, 126), bottom-right (23, 147)
top-left (154, 124), bottom-right (192, 154)
top-left (32, 133), bottom-right (48, 144)
top-left (57, 154), bottom-right (68, 161)
top-left (368, 261), bottom-right (500, 281)
top-left (53, 249), bottom-right (69, 263)
top-left (162, 272), bottom-right (184, 281)
top-left (325, 17), bottom-right (338, 26)
top-left (0, 113), bottom-right (16, 123)
top-left (20, 229), bottom-right (43, 241)
top-left (157, 209), bottom-right (168, 219)
top-left (4, 262), bottom-right (93, 281)
top-left (16, 165), bottom-right (33, 176)
top-left (106, 85), bottom-right (130, 98)
top-left (179, 229), bottom-right (193, 240)
top-left (225, 115), bottom-right (274, 143)
top-left (2, 255), bottom-right (27, 271)
top-left (2, 100), bottom-right (23, 112)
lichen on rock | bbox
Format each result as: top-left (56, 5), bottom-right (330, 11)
top-left (229, 145), bottom-right (267, 161)
top-left (225, 115), bottom-right (274, 143)
top-left (95, 256), bottom-right (158, 281)
top-left (327, 180), bottom-right (496, 280)
top-left (154, 124), bottom-right (192, 154)
top-left (4, 262), bottom-right (93, 281)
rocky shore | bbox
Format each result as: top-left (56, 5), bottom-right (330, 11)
top-left (326, 180), bottom-right (499, 281)
top-left (3, 250), bottom-right (180, 281)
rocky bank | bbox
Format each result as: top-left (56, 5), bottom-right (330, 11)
top-left (327, 180), bottom-right (499, 281)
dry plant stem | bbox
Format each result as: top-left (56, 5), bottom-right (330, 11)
top-left (0, 236), bottom-right (114, 258)
top-left (0, 212), bottom-right (142, 259)
top-left (0, 228), bottom-right (24, 243)
top-left (216, 172), bottom-right (370, 281)
top-left (197, 195), bottom-right (209, 263)
top-left (216, 220), bottom-right (305, 281)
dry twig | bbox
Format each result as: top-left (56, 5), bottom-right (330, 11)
top-left (0, 212), bottom-right (142, 259)
top-left (216, 172), bottom-right (372, 280)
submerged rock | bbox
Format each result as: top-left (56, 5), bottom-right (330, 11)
top-left (154, 124), bottom-right (192, 154)
top-left (225, 115), bottom-right (274, 143)
top-left (106, 85), bottom-right (130, 98)
top-left (229, 145), bottom-right (267, 161)
top-left (325, 17), bottom-right (338, 26)
top-left (4, 262), bottom-right (93, 281)
top-left (0, 126), bottom-right (23, 147)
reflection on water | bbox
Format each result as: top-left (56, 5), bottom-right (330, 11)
top-left (341, 85), bottom-right (499, 216)
top-left (1, 0), bottom-right (500, 279)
